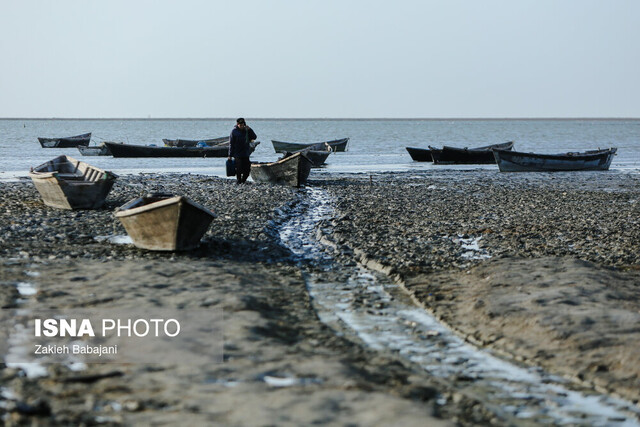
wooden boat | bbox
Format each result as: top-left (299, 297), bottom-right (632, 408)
top-left (283, 142), bottom-right (332, 167)
top-left (250, 152), bottom-right (313, 187)
top-left (104, 141), bottom-right (229, 158)
top-left (38, 133), bottom-right (91, 148)
top-left (406, 147), bottom-right (434, 162)
top-left (283, 149), bottom-right (331, 168)
top-left (77, 143), bottom-right (112, 156)
top-left (271, 137), bottom-right (349, 153)
top-left (29, 155), bottom-right (117, 210)
top-left (302, 149), bottom-right (331, 167)
top-left (430, 141), bottom-right (514, 164)
top-left (115, 194), bottom-right (215, 251)
top-left (493, 148), bottom-right (617, 172)
top-left (163, 136), bottom-right (228, 147)
top-left (428, 147), bottom-right (443, 162)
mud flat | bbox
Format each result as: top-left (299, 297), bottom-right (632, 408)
top-left (0, 175), bottom-right (470, 426)
top-left (317, 170), bottom-right (640, 405)
top-left (1, 170), bottom-right (640, 424)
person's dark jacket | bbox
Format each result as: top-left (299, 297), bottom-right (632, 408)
top-left (229, 126), bottom-right (257, 158)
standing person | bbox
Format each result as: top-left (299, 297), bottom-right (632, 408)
top-left (228, 118), bottom-right (257, 184)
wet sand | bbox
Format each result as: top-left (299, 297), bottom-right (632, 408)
top-left (1, 259), bottom-right (456, 426)
top-left (1, 170), bottom-right (640, 424)
top-left (405, 257), bottom-right (640, 402)
top-left (0, 175), bottom-right (463, 425)
top-left (319, 170), bottom-right (640, 405)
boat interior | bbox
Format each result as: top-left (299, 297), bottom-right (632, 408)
top-left (32, 156), bottom-right (110, 182)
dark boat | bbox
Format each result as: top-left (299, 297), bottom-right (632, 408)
top-left (406, 147), bottom-right (435, 162)
top-left (282, 150), bottom-right (331, 168)
top-left (271, 137), bottom-right (349, 153)
top-left (250, 152), bottom-right (313, 187)
top-left (104, 141), bottom-right (229, 158)
top-left (301, 150), bottom-right (331, 167)
top-left (430, 141), bottom-right (514, 164)
top-left (38, 133), bottom-right (91, 148)
top-left (77, 142), bottom-right (112, 156)
top-left (29, 155), bottom-right (117, 210)
top-left (428, 147), bottom-right (443, 162)
top-left (493, 148), bottom-right (617, 172)
top-left (162, 137), bottom-right (229, 147)
top-left (282, 142), bottom-right (332, 167)
top-left (115, 194), bottom-right (215, 251)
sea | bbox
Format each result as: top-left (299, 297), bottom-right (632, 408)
top-left (1, 118), bottom-right (639, 180)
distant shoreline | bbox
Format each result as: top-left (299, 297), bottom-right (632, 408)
top-left (1, 117), bottom-right (639, 121)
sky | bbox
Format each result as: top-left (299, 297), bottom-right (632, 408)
top-left (0, 0), bottom-right (639, 118)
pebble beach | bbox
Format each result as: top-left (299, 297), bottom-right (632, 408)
top-left (1, 170), bottom-right (640, 425)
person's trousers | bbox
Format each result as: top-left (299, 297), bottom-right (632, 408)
top-left (235, 157), bottom-right (251, 183)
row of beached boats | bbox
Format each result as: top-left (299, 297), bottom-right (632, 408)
top-left (27, 136), bottom-right (351, 249)
top-left (38, 134), bottom-right (351, 183)
top-left (36, 133), bottom-right (352, 189)
top-left (406, 142), bottom-right (617, 172)
top-left (28, 132), bottom-right (617, 253)
top-left (39, 133), bottom-right (617, 172)
top-left (29, 155), bottom-right (210, 251)
top-left (27, 148), bottom-right (327, 251)
top-left (39, 133), bottom-right (347, 162)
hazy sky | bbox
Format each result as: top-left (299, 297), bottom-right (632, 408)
top-left (1, 0), bottom-right (638, 118)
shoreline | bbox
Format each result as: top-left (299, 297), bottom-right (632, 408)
top-left (3, 165), bottom-right (640, 185)
top-left (3, 117), bottom-right (640, 121)
top-left (1, 170), bottom-right (640, 424)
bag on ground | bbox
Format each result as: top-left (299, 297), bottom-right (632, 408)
top-left (226, 158), bottom-right (236, 176)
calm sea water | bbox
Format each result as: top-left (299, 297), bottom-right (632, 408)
top-left (1, 119), bottom-right (639, 180)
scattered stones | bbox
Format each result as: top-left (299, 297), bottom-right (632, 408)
top-left (2, 170), bottom-right (639, 425)
top-left (314, 171), bottom-right (640, 276)
top-left (0, 174), bottom-right (297, 264)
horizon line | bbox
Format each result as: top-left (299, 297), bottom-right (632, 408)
top-left (1, 117), bottom-right (639, 121)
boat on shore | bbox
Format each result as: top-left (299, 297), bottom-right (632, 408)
top-left (271, 137), bottom-right (349, 153)
top-left (115, 194), bottom-right (215, 251)
top-left (38, 133), bottom-right (92, 148)
top-left (406, 147), bottom-right (435, 162)
top-left (104, 141), bottom-right (229, 158)
top-left (77, 143), bottom-right (112, 156)
top-left (430, 141), bottom-right (514, 164)
top-left (250, 152), bottom-right (313, 187)
top-left (283, 142), bottom-right (332, 167)
top-left (302, 148), bottom-right (331, 167)
top-left (493, 148), bottom-right (617, 172)
top-left (29, 155), bottom-right (117, 210)
top-left (163, 137), bottom-right (229, 147)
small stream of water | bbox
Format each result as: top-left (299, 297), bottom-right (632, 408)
top-left (278, 187), bottom-right (640, 426)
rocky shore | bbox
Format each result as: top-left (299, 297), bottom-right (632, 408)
top-left (0, 174), bottom-right (296, 263)
top-left (1, 170), bottom-right (640, 425)
top-left (0, 174), bottom-right (471, 426)
top-left (318, 170), bottom-right (640, 404)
